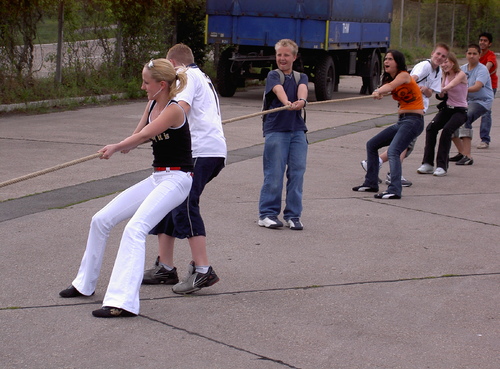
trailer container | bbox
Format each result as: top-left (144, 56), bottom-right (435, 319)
top-left (206, 0), bottom-right (393, 100)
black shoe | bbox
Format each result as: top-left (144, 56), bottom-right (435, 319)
top-left (455, 156), bottom-right (474, 166)
top-left (352, 185), bottom-right (378, 192)
top-left (449, 153), bottom-right (464, 162)
top-left (59, 285), bottom-right (94, 298)
top-left (374, 192), bottom-right (401, 199)
top-left (92, 306), bottom-right (136, 318)
top-left (142, 256), bottom-right (179, 285)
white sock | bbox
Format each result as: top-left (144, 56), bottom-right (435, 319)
top-left (159, 262), bottom-right (173, 271)
top-left (195, 266), bottom-right (210, 274)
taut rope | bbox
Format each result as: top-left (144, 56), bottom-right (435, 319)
top-left (0, 153), bottom-right (101, 189)
top-left (0, 94), bottom-right (375, 189)
top-left (221, 94), bottom-right (374, 124)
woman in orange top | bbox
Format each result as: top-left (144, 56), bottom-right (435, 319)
top-left (353, 50), bottom-right (424, 199)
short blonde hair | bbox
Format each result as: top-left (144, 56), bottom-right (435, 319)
top-left (275, 39), bottom-right (298, 56)
top-left (166, 43), bottom-right (195, 66)
top-left (145, 58), bottom-right (188, 100)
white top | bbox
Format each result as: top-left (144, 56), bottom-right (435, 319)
top-left (175, 65), bottom-right (227, 158)
top-left (410, 60), bottom-right (442, 113)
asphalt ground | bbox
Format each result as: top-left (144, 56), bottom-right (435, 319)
top-left (1, 77), bottom-right (499, 369)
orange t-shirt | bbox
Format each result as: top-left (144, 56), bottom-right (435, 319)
top-left (391, 72), bottom-right (424, 111)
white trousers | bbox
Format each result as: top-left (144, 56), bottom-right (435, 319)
top-left (72, 170), bottom-right (192, 314)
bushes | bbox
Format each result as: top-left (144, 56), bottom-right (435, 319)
top-left (0, 0), bottom-right (206, 106)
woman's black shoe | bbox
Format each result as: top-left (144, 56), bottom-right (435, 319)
top-left (352, 185), bottom-right (378, 192)
top-left (92, 306), bottom-right (136, 318)
top-left (59, 285), bottom-right (94, 298)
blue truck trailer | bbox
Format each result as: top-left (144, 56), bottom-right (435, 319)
top-left (205, 0), bottom-right (393, 100)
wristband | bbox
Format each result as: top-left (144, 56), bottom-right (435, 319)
top-left (298, 98), bottom-right (307, 107)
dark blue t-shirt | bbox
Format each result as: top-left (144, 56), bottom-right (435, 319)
top-left (263, 70), bottom-right (308, 136)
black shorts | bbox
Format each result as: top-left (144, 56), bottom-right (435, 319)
top-left (149, 157), bottom-right (225, 238)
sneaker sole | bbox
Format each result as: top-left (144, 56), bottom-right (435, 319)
top-left (374, 193), bottom-right (401, 199)
top-left (258, 221), bottom-right (282, 228)
top-left (456, 160), bottom-right (474, 166)
top-left (142, 277), bottom-right (179, 285)
top-left (385, 182), bottom-right (412, 187)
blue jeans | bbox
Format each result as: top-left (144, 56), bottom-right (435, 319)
top-left (259, 131), bottom-right (308, 220)
top-left (479, 88), bottom-right (496, 143)
top-left (459, 102), bottom-right (489, 138)
top-left (364, 114), bottom-right (424, 196)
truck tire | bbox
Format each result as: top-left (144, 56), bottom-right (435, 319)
top-left (314, 54), bottom-right (335, 101)
top-left (216, 48), bottom-right (238, 97)
top-left (360, 50), bottom-right (381, 95)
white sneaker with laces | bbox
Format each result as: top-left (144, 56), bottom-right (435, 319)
top-left (433, 167), bottom-right (447, 176)
top-left (258, 216), bottom-right (283, 228)
top-left (417, 163), bottom-right (434, 174)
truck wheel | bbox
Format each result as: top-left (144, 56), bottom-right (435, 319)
top-left (360, 50), bottom-right (381, 95)
top-left (314, 54), bottom-right (335, 101)
top-left (216, 48), bottom-right (238, 97)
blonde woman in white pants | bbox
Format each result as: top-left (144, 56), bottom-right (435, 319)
top-left (59, 58), bottom-right (194, 318)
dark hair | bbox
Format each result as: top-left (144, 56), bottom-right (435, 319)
top-left (467, 43), bottom-right (481, 53)
top-left (479, 32), bottom-right (493, 43)
top-left (381, 49), bottom-right (407, 85)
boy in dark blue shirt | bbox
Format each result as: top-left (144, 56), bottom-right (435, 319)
top-left (258, 39), bottom-right (308, 230)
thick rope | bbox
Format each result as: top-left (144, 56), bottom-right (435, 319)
top-left (1, 94), bottom-right (376, 189)
top-left (221, 94), bottom-right (374, 124)
top-left (0, 152), bottom-right (101, 189)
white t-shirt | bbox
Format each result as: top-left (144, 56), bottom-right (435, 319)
top-left (410, 60), bottom-right (442, 113)
top-left (175, 65), bottom-right (227, 158)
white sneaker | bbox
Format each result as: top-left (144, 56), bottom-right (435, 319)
top-left (433, 167), bottom-right (447, 176)
top-left (385, 173), bottom-right (412, 187)
top-left (417, 163), bottom-right (434, 174)
top-left (360, 158), bottom-right (383, 172)
top-left (258, 216), bottom-right (283, 228)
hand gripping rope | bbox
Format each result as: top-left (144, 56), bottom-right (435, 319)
top-left (0, 94), bottom-right (377, 189)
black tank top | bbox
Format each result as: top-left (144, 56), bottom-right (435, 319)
top-left (148, 100), bottom-right (193, 171)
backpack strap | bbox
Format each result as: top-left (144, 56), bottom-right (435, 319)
top-left (416, 59), bottom-right (437, 84)
top-left (262, 69), bottom-right (305, 121)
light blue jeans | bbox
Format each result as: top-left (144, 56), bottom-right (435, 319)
top-left (259, 131), bottom-right (308, 220)
top-left (364, 114), bottom-right (424, 196)
top-left (479, 88), bottom-right (496, 143)
top-left (459, 102), bottom-right (489, 139)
